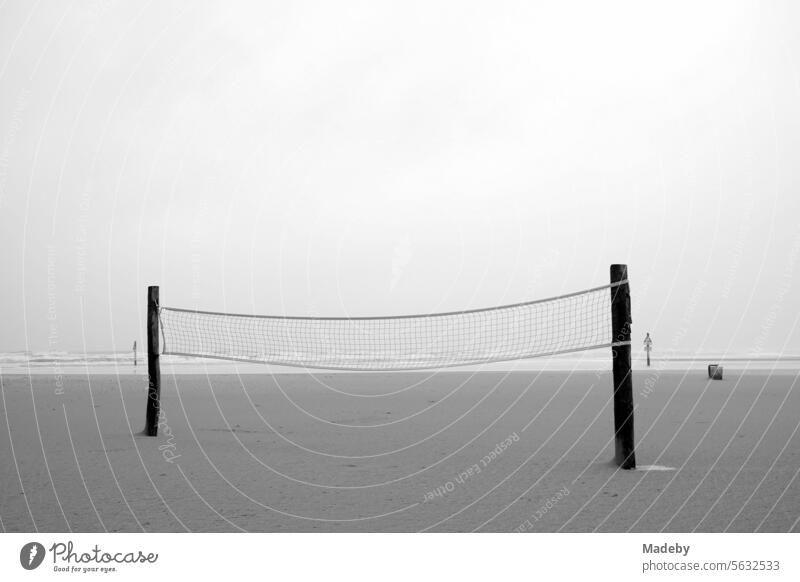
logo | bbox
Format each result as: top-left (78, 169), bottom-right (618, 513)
top-left (20, 542), bottom-right (46, 570)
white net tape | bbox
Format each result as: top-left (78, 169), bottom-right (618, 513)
top-left (159, 282), bottom-right (628, 371)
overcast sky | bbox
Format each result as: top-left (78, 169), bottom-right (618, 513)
top-left (1, 1), bottom-right (799, 356)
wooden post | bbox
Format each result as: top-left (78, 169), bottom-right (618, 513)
top-left (610, 264), bottom-right (636, 469)
top-left (145, 286), bottom-right (161, 437)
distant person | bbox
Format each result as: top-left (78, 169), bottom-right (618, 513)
top-left (643, 333), bottom-right (652, 367)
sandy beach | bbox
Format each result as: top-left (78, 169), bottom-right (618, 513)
top-left (1, 370), bottom-right (798, 532)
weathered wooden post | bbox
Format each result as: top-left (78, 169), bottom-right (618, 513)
top-left (145, 286), bottom-right (161, 436)
top-left (610, 265), bottom-right (636, 469)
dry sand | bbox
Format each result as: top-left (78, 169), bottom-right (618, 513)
top-left (1, 370), bottom-right (798, 532)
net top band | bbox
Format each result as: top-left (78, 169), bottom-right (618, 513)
top-left (159, 279), bottom-right (629, 321)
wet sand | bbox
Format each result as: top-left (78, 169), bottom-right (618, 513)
top-left (1, 370), bottom-right (798, 532)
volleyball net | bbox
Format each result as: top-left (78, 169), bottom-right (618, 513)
top-left (158, 281), bottom-right (629, 371)
top-left (145, 266), bottom-right (636, 468)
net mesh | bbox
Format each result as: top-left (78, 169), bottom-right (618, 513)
top-left (159, 282), bottom-right (627, 371)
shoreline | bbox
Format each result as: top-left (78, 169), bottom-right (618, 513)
top-left (2, 361), bottom-right (799, 376)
